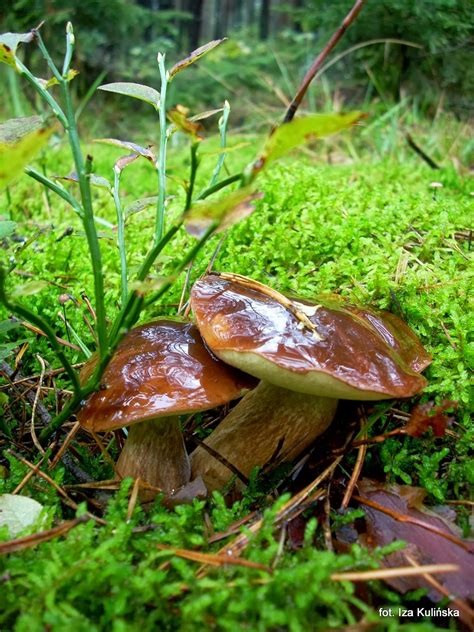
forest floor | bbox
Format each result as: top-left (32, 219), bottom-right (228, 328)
top-left (0, 114), bottom-right (473, 630)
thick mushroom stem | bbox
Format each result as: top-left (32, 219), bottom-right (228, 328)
top-left (116, 417), bottom-right (190, 493)
top-left (190, 381), bottom-right (338, 492)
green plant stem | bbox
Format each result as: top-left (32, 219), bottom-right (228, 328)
top-left (36, 31), bottom-right (63, 82)
top-left (184, 143), bottom-right (200, 212)
top-left (15, 59), bottom-right (67, 127)
top-left (145, 223), bottom-right (217, 306)
top-left (61, 82), bottom-right (108, 359)
top-left (113, 169), bottom-right (128, 306)
top-left (107, 222), bottom-right (181, 344)
top-left (25, 167), bottom-right (83, 216)
top-left (0, 268), bottom-right (80, 395)
top-left (156, 54), bottom-right (168, 243)
top-left (197, 173), bottom-right (242, 201)
top-left (208, 100), bottom-right (230, 188)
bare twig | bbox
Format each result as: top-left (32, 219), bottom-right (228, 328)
top-left (283, 0), bottom-right (366, 122)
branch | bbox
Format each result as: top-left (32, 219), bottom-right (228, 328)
top-left (283, 0), bottom-right (366, 123)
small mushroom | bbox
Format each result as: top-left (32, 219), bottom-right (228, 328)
top-left (77, 319), bottom-right (255, 494)
top-left (190, 273), bottom-right (431, 491)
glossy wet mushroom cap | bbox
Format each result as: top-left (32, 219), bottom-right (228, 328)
top-left (190, 274), bottom-right (431, 400)
top-left (78, 319), bottom-right (256, 432)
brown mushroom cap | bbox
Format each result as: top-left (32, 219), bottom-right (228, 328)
top-left (78, 319), bottom-right (256, 432)
top-left (190, 275), bottom-right (431, 400)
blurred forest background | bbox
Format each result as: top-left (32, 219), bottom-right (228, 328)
top-left (1, 0), bottom-right (473, 130)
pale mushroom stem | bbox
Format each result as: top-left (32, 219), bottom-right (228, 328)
top-left (190, 381), bottom-right (338, 492)
top-left (116, 417), bottom-right (190, 494)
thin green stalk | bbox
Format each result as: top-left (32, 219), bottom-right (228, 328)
top-left (25, 167), bottom-right (83, 215)
top-left (184, 143), bottom-right (200, 212)
top-left (208, 100), bottom-right (230, 188)
top-left (36, 31), bottom-right (63, 82)
top-left (38, 391), bottom-right (83, 441)
top-left (113, 168), bottom-right (128, 306)
top-left (156, 53), bottom-right (168, 243)
top-left (62, 23), bottom-right (74, 76)
top-left (15, 58), bottom-right (67, 127)
top-left (61, 81), bottom-right (108, 358)
top-left (107, 222), bottom-right (181, 344)
top-left (145, 224), bottom-right (217, 307)
top-left (196, 173), bottom-right (242, 201)
top-left (0, 268), bottom-right (80, 395)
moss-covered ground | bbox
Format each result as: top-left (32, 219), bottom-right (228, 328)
top-left (0, 117), bottom-right (472, 630)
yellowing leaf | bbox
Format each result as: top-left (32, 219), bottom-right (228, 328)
top-left (0, 116), bottom-right (56, 190)
top-left (168, 107), bottom-right (203, 140)
top-left (184, 189), bottom-right (263, 238)
top-left (0, 31), bottom-right (35, 70)
top-left (169, 39), bottom-right (226, 80)
top-left (98, 82), bottom-right (160, 109)
top-left (38, 69), bottom-right (79, 89)
top-left (260, 112), bottom-right (365, 168)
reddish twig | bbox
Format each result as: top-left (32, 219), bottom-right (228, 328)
top-left (283, 0), bottom-right (366, 122)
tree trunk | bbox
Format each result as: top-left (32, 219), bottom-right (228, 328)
top-left (259, 0), bottom-right (271, 40)
top-left (187, 0), bottom-right (204, 49)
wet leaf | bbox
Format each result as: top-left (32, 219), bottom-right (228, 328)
top-left (404, 400), bottom-right (456, 437)
top-left (0, 220), bottom-right (17, 238)
top-left (357, 479), bottom-right (474, 601)
top-left (0, 116), bottom-right (56, 189)
top-left (0, 31), bottom-right (35, 70)
top-left (0, 493), bottom-right (45, 537)
top-left (98, 82), bottom-right (160, 109)
top-left (93, 138), bottom-right (155, 163)
top-left (169, 39), bottom-right (226, 80)
top-left (168, 106), bottom-right (203, 139)
top-left (125, 196), bottom-right (158, 219)
top-left (184, 188), bottom-right (263, 238)
top-left (258, 112), bottom-right (365, 169)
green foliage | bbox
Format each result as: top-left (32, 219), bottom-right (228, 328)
top-left (0, 484), bottom-right (442, 631)
top-left (298, 0), bottom-right (474, 115)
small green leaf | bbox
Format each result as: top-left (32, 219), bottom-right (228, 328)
top-left (0, 116), bottom-right (56, 190)
top-left (11, 280), bottom-right (48, 298)
top-left (0, 31), bottom-right (35, 70)
top-left (0, 220), bottom-right (17, 238)
top-left (184, 188), bottom-right (263, 238)
top-left (98, 82), bottom-right (160, 109)
top-left (169, 39), bottom-right (226, 80)
top-left (125, 196), bottom-right (158, 219)
top-left (93, 138), bottom-right (155, 163)
top-left (260, 112), bottom-right (365, 167)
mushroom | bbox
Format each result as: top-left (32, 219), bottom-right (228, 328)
top-left (190, 273), bottom-right (431, 491)
top-left (77, 319), bottom-right (255, 494)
